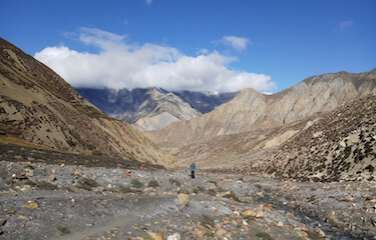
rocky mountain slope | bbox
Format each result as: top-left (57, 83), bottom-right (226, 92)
top-left (129, 88), bottom-right (201, 131)
top-left (149, 69), bottom-right (376, 148)
top-left (262, 94), bottom-right (376, 182)
top-left (174, 94), bottom-right (376, 183)
top-left (77, 88), bottom-right (236, 131)
top-left (77, 88), bottom-right (202, 131)
top-left (173, 90), bottom-right (236, 113)
top-left (0, 38), bottom-right (172, 165)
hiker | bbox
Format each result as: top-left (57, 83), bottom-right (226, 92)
top-left (190, 162), bottom-right (196, 179)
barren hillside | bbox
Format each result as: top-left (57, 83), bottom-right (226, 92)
top-left (0, 38), bottom-right (173, 165)
top-left (149, 70), bottom-right (376, 148)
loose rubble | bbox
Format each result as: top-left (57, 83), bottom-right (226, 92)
top-left (1, 157), bottom-right (375, 239)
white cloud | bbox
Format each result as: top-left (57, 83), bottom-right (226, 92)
top-left (220, 36), bottom-right (250, 51)
top-left (34, 28), bottom-right (274, 93)
top-left (338, 20), bottom-right (353, 31)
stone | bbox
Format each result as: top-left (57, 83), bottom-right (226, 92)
top-left (169, 178), bottom-right (181, 187)
top-left (313, 131), bottom-right (323, 138)
top-left (147, 231), bottom-right (164, 240)
top-left (294, 228), bottom-right (309, 240)
top-left (314, 227), bottom-right (326, 238)
top-left (256, 191), bottom-right (264, 197)
top-left (35, 181), bottom-right (58, 190)
top-left (326, 211), bottom-right (339, 225)
top-left (24, 200), bottom-right (39, 209)
top-left (73, 169), bottom-right (81, 176)
top-left (25, 168), bottom-right (33, 177)
top-left (76, 177), bottom-right (99, 191)
top-left (338, 196), bottom-right (354, 202)
top-left (0, 177), bottom-right (6, 190)
top-left (215, 227), bottom-right (227, 237)
top-left (255, 211), bottom-right (265, 218)
top-left (233, 211), bottom-right (240, 216)
top-left (17, 215), bottom-right (28, 220)
top-left (56, 225), bottom-right (71, 235)
top-left (255, 232), bottom-right (274, 240)
top-left (48, 174), bottom-right (57, 182)
top-left (276, 221), bottom-right (284, 227)
top-left (260, 203), bottom-right (273, 211)
top-left (0, 218), bottom-right (7, 226)
top-left (167, 232), bottom-right (181, 240)
top-left (241, 208), bottom-right (265, 218)
top-left (194, 225), bottom-right (211, 238)
top-left (220, 191), bottom-right (241, 202)
top-left (177, 193), bottom-right (189, 207)
top-left (16, 185), bottom-right (32, 192)
top-left (143, 187), bottom-right (156, 193)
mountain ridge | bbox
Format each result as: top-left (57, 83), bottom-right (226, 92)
top-left (0, 37), bottom-right (173, 165)
top-left (148, 68), bottom-right (376, 148)
top-left (77, 87), bottom-right (236, 131)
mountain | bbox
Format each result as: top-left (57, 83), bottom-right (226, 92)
top-left (77, 87), bottom-right (201, 131)
top-left (76, 88), bottom-right (148, 122)
top-left (77, 87), bottom-right (236, 131)
top-left (0, 38), bottom-right (173, 165)
top-left (264, 94), bottom-right (376, 182)
top-left (174, 94), bottom-right (376, 183)
top-left (173, 90), bottom-right (237, 113)
top-left (148, 69), bottom-right (376, 148)
top-left (128, 88), bottom-right (201, 131)
top-left (167, 71), bottom-right (376, 181)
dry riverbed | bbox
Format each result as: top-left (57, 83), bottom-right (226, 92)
top-left (1, 157), bottom-right (376, 239)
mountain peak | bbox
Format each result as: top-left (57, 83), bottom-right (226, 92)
top-left (149, 68), bottom-right (376, 148)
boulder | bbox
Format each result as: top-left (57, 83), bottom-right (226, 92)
top-left (177, 193), bottom-right (190, 208)
top-left (167, 233), bottom-right (181, 240)
top-left (23, 200), bottom-right (39, 209)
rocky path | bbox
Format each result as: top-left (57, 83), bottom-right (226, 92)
top-left (55, 195), bottom-right (178, 240)
top-left (1, 160), bottom-right (376, 239)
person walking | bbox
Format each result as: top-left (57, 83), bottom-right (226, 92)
top-left (190, 163), bottom-right (197, 179)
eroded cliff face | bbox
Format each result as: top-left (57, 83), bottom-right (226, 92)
top-left (0, 38), bottom-right (173, 165)
top-left (149, 69), bottom-right (376, 148)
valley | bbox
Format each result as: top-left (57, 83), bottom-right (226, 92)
top-left (1, 35), bottom-right (376, 240)
top-left (1, 147), bottom-right (376, 240)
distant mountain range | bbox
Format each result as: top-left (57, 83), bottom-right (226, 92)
top-left (2, 37), bottom-right (376, 182)
top-left (146, 68), bottom-right (376, 181)
top-left (77, 87), bottom-right (236, 130)
top-left (149, 69), bottom-right (376, 147)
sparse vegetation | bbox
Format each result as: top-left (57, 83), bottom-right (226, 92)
top-left (131, 179), bottom-right (144, 188)
top-left (147, 179), bottom-right (159, 188)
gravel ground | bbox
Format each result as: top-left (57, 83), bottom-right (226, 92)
top-left (1, 157), bottom-right (376, 240)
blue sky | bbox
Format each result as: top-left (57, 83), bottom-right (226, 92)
top-left (1, 0), bottom-right (375, 92)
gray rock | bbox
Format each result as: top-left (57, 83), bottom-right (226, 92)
top-left (0, 177), bottom-right (6, 190)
